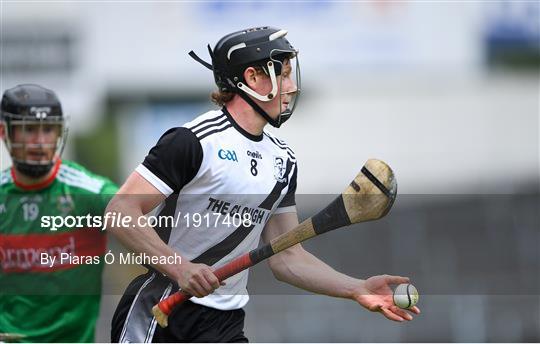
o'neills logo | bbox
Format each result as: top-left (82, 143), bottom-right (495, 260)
top-left (247, 150), bottom-right (263, 160)
top-left (0, 230), bottom-right (105, 273)
top-left (0, 238), bottom-right (75, 271)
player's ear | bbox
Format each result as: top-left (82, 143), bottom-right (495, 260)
top-left (243, 67), bottom-right (260, 89)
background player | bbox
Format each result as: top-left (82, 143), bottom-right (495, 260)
top-left (108, 27), bottom-right (420, 342)
top-left (0, 84), bottom-right (118, 342)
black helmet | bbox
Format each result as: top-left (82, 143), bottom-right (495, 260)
top-left (1, 84), bottom-right (67, 178)
top-left (190, 26), bottom-right (301, 128)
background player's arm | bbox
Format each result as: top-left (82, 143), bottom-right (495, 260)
top-left (106, 171), bottom-right (220, 297)
top-left (262, 212), bottom-right (419, 322)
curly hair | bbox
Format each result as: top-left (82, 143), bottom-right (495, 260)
top-left (210, 90), bottom-right (236, 106)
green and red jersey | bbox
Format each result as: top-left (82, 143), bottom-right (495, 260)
top-left (0, 160), bottom-right (118, 342)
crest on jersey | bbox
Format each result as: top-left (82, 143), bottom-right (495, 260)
top-left (57, 195), bottom-right (74, 215)
top-left (273, 156), bottom-right (287, 183)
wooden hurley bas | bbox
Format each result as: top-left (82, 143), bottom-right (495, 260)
top-left (152, 159), bottom-right (397, 328)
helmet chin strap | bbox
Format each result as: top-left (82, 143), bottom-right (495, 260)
top-left (236, 91), bottom-right (284, 128)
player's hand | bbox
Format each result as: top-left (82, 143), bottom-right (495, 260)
top-left (351, 274), bottom-right (421, 322)
top-left (176, 262), bottom-right (223, 298)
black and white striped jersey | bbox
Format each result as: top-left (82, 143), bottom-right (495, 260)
top-left (135, 106), bottom-right (298, 310)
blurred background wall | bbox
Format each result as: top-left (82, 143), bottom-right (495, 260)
top-left (1, 1), bottom-right (538, 342)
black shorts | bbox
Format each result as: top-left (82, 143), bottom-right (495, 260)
top-left (111, 271), bottom-right (248, 343)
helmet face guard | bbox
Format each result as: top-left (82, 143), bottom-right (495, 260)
top-left (271, 49), bottom-right (301, 126)
top-left (189, 27), bottom-right (301, 128)
top-left (1, 84), bottom-right (67, 178)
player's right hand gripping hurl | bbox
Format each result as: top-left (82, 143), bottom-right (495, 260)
top-left (176, 262), bottom-right (223, 298)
